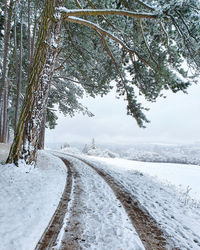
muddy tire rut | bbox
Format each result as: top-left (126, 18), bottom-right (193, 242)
top-left (35, 154), bottom-right (178, 250)
top-left (68, 155), bottom-right (178, 250)
top-left (35, 158), bottom-right (73, 250)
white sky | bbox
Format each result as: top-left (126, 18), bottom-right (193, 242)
top-left (45, 83), bottom-right (200, 146)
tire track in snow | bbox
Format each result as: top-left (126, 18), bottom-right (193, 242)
top-left (35, 158), bottom-right (73, 250)
top-left (67, 154), bottom-right (178, 250)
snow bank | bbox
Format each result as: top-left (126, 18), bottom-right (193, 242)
top-left (0, 149), bottom-right (67, 250)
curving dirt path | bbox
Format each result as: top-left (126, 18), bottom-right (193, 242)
top-left (35, 154), bottom-right (178, 249)
top-left (68, 155), bottom-right (178, 250)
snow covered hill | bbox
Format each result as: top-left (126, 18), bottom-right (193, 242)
top-left (120, 143), bottom-right (200, 165)
top-left (68, 141), bottom-right (200, 165)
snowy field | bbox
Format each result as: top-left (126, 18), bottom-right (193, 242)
top-left (88, 156), bottom-right (200, 201)
top-left (85, 155), bottom-right (200, 249)
top-left (0, 145), bottom-right (67, 250)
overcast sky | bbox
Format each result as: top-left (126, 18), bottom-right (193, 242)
top-left (45, 83), bottom-right (200, 147)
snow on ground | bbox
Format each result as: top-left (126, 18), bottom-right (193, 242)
top-left (86, 156), bottom-right (200, 249)
top-left (1, 141), bottom-right (200, 250)
top-left (0, 143), bottom-right (10, 163)
top-left (54, 153), bottom-right (144, 250)
top-left (0, 146), bottom-right (67, 250)
top-left (89, 156), bottom-right (200, 201)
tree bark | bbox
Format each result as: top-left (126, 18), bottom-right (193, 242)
top-left (38, 111), bottom-right (46, 150)
top-left (30, 6), bottom-right (37, 64)
top-left (14, 9), bottom-right (23, 132)
top-left (27, 0), bottom-right (31, 77)
top-left (7, 0), bottom-right (64, 166)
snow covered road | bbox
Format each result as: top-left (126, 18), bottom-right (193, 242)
top-left (50, 154), bottom-right (145, 250)
top-left (1, 145), bottom-right (200, 250)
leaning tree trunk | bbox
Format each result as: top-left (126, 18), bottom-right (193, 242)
top-left (7, 0), bottom-right (64, 166)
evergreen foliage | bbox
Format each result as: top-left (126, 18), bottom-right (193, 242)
top-left (0, 0), bottom-right (199, 165)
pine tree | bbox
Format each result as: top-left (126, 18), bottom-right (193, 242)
top-left (5, 0), bottom-right (200, 166)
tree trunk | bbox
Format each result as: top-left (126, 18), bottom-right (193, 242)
top-left (0, 0), bottom-right (14, 143)
top-left (7, 0), bottom-right (64, 166)
top-left (27, 0), bottom-right (31, 77)
top-left (30, 7), bottom-right (37, 64)
top-left (14, 10), bottom-right (23, 132)
top-left (38, 111), bottom-right (46, 150)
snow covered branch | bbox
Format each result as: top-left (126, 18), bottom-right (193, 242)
top-left (60, 8), bottom-right (158, 19)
